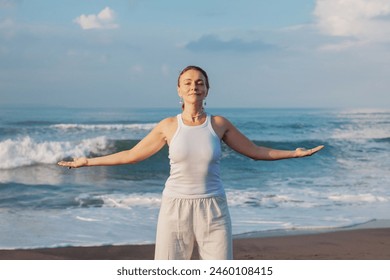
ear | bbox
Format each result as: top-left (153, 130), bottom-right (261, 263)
top-left (177, 86), bottom-right (181, 97)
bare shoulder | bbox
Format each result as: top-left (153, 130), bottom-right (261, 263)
top-left (154, 116), bottom-right (177, 132)
top-left (159, 116), bottom-right (177, 125)
top-left (211, 115), bottom-right (232, 139)
top-left (211, 115), bottom-right (233, 127)
top-left (156, 116), bottom-right (178, 143)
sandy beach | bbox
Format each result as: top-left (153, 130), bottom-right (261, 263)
top-left (1, 226), bottom-right (389, 260)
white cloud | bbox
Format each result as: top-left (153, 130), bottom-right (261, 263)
top-left (314, 0), bottom-right (390, 49)
top-left (74, 7), bottom-right (119, 30)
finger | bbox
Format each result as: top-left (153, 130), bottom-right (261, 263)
top-left (295, 145), bottom-right (324, 157)
top-left (311, 145), bottom-right (325, 153)
top-left (306, 145), bottom-right (324, 156)
top-left (57, 161), bottom-right (73, 168)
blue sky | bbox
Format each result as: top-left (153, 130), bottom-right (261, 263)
top-left (1, 0), bottom-right (390, 108)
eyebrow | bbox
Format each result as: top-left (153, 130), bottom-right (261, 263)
top-left (182, 78), bottom-right (204, 82)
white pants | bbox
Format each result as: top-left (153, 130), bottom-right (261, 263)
top-left (155, 195), bottom-right (232, 260)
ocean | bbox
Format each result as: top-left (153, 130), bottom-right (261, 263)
top-left (0, 107), bottom-right (389, 249)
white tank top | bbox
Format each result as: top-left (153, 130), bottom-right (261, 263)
top-left (163, 114), bottom-right (225, 198)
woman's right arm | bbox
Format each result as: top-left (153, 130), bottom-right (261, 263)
top-left (58, 118), bottom-right (169, 168)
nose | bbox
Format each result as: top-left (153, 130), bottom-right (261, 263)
top-left (191, 82), bottom-right (200, 91)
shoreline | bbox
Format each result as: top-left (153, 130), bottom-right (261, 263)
top-left (1, 220), bottom-right (390, 260)
top-left (233, 219), bottom-right (390, 239)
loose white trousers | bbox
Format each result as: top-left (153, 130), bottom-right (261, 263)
top-left (154, 195), bottom-right (232, 260)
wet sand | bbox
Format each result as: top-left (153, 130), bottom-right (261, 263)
top-left (1, 227), bottom-right (389, 260)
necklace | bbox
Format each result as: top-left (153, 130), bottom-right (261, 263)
top-left (182, 108), bottom-right (206, 123)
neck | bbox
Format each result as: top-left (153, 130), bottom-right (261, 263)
top-left (182, 106), bottom-right (205, 123)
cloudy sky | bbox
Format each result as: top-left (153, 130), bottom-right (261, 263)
top-left (1, 0), bottom-right (390, 108)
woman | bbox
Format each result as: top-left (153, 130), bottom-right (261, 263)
top-left (58, 65), bottom-right (324, 260)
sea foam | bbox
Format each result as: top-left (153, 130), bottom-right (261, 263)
top-left (52, 123), bottom-right (156, 131)
top-left (0, 136), bottom-right (109, 169)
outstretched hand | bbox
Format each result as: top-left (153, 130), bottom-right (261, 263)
top-left (294, 145), bottom-right (324, 158)
top-left (58, 157), bottom-right (88, 169)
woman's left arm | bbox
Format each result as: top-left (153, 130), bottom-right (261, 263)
top-left (219, 117), bottom-right (324, 160)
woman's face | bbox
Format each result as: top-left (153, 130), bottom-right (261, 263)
top-left (177, 69), bottom-right (208, 105)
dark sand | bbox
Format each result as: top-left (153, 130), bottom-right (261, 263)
top-left (1, 228), bottom-right (390, 260)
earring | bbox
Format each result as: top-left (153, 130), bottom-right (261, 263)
top-left (203, 98), bottom-right (207, 107)
top-left (179, 96), bottom-right (183, 105)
